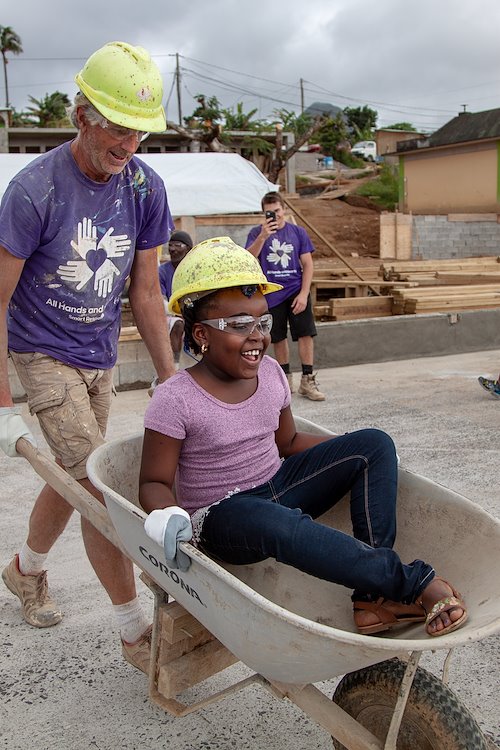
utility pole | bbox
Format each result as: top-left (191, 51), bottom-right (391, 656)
top-left (300, 78), bottom-right (304, 114)
top-left (175, 53), bottom-right (182, 125)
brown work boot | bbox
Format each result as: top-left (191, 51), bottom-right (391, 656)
top-left (2, 554), bottom-right (63, 628)
top-left (121, 624), bottom-right (153, 675)
top-left (286, 372), bottom-right (295, 393)
top-left (298, 373), bottom-right (326, 401)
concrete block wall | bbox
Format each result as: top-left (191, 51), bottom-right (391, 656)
top-left (412, 215), bottom-right (500, 259)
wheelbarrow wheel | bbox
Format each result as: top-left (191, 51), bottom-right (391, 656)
top-left (331, 658), bottom-right (489, 750)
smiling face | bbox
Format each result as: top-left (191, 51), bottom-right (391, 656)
top-left (193, 288), bottom-right (271, 380)
top-left (71, 107), bottom-right (142, 182)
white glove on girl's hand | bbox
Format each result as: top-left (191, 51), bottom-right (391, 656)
top-left (144, 506), bottom-right (193, 572)
top-left (0, 406), bottom-right (37, 458)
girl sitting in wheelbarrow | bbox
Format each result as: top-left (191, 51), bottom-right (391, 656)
top-left (139, 237), bottom-right (467, 638)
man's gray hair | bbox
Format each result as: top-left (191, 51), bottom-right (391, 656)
top-left (68, 92), bottom-right (104, 129)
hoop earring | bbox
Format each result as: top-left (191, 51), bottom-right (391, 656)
top-left (201, 343), bottom-right (208, 355)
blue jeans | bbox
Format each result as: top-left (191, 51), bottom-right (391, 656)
top-left (200, 429), bottom-right (434, 604)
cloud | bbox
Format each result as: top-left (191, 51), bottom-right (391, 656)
top-left (3, 0), bottom-right (500, 133)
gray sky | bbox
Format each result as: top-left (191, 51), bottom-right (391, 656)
top-left (3, 0), bottom-right (500, 133)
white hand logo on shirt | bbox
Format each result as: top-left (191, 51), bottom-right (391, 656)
top-left (97, 227), bottom-right (131, 258)
top-left (70, 218), bottom-right (98, 259)
top-left (94, 258), bottom-right (120, 298)
top-left (57, 217), bottom-right (130, 298)
top-left (266, 238), bottom-right (293, 269)
top-left (57, 260), bottom-right (95, 290)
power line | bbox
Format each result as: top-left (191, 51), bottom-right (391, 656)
top-left (8, 49), bottom-right (496, 127)
top-left (302, 80), bottom-right (457, 115)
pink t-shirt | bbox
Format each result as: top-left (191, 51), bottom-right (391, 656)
top-left (144, 355), bottom-right (291, 514)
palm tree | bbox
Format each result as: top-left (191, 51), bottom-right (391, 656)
top-left (0, 26), bottom-right (23, 108)
top-left (26, 91), bottom-right (71, 127)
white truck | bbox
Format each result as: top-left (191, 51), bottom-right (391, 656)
top-left (351, 140), bottom-right (377, 162)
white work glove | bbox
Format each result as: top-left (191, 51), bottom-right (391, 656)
top-left (0, 406), bottom-right (37, 457)
top-left (144, 506), bottom-right (193, 572)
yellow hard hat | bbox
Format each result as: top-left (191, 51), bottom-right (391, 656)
top-left (75, 41), bottom-right (166, 132)
top-left (168, 236), bottom-right (282, 315)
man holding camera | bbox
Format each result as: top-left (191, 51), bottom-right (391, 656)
top-left (245, 191), bottom-right (325, 401)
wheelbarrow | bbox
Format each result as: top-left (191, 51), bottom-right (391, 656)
top-left (18, 416), bottom-right (500, 750)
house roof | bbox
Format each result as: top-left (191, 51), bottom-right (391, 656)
top-left (427, 108), bottom-right (500, 147)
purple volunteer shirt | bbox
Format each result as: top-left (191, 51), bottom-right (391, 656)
top-left (245, 222), bottom-right (314, 307)
top-left (144, 355), bottom-right (291, 515)
top-left (158, 260), bottom-right (175, 299)
top-left (0, 142), bottom-right (174, 369)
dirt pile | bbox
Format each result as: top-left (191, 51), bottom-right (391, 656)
top-left (286, 192), bottom-right (381, 260)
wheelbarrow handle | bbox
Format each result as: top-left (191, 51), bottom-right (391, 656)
top-left (15, 437), bottom-right (127, 554)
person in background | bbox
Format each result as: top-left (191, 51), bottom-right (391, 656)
top-left (245, 191), bottom-right (325, 401)
top-left (0, 41), bottom-right (175, 675)
top-left (478, 373), bottom-right (500, 399)
top-left (158, 230), bottom-right (193, 365)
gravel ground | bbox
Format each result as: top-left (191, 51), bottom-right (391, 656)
top-left (1, 348), bottom-right (499, 749)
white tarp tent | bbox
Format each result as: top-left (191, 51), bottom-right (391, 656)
top-left (0, 151), bottom-right (278, 216)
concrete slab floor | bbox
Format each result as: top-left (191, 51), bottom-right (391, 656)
top-left (1, 349), bottom-right (499, 750)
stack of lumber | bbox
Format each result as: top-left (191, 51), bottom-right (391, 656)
top-left (381, 257), bottom-right (500, 284)
top-left (392, 284), bottom-right (500, 314)
top-left (121, 299), bottom-right (135, 328)
top-left (314, 296), bottom-right (393, 321)
top-left (312, 259), bottom-right (410, 320)
top-left (119, 325), bottom-right (142, 342)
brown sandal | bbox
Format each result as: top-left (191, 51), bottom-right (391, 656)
top-left (416, 577), bottom-right (468, 637)
top-left (353, 598), bottom-right (426, 635)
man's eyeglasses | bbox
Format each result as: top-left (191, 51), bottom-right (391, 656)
top-left (200, 313), bottom-right (273, 337)
top-left (96, 114), bottom-right (149, 143)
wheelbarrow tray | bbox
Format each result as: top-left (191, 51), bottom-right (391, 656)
top-left (87, 416), bottom-right (500, 686)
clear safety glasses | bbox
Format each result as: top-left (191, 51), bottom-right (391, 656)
top-left (200, 313), bottom-right (273, 337)
top-left (96, 114), bottom-right (149, 143)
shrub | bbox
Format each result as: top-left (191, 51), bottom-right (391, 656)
top-left (355, 164), bottom-right (399, 210)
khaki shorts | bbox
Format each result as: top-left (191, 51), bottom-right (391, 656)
top-left (10, 351), bottom-right (113, 480)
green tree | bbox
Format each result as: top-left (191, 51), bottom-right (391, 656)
top-left (222, 102), bottom-right (261, 130)
top-left (25, 91), bottom-right (71, 127)
top-left (184, 94), bottom-right (223, 129)
top-left (176, 95), bottom-right (327, 177)
top-left (344, 105), bottom-right (378, 140)
top-left (9, 107), bottom-right (32, 127)
top-left (223, 104), bottom-right (274, 157)
top-left (312, 112), bottom-right (351, 160)
top-left (384, 122), bottom-right (417, 131)
top-left (272, 108), bottom-right (313, 140)
top-left (0, 25), bottom-right (23, 108)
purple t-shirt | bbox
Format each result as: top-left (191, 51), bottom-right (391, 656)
top-left (245, 222), bottom-right (314, 307)
top-left (158, 260), bottom-right (175, 299)
top-left (144, 355), bottom-right (291, 515)
top-left (0, 142), bottom-right (174, 369)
